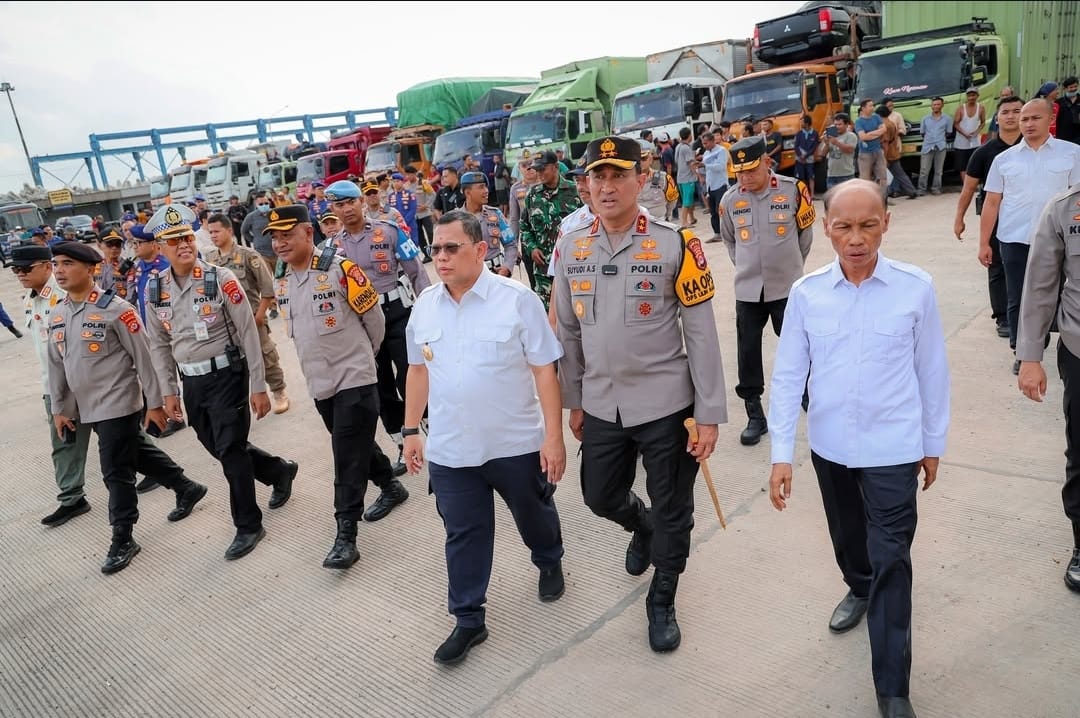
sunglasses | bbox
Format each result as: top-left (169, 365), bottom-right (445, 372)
top-left (103, 240), bottom-right (123, 248)
top-left (11, 262), bottom-right (47, 275)
top-left (160, 235), bottom-right (196, 247)
top-left (429, 241), bottom-right (477, 256)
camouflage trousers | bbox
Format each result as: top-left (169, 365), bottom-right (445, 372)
top-left (534, 273), bottom-right (552, 309)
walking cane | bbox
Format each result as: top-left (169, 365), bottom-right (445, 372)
top-left (684, 418), bottom-right (727, 530)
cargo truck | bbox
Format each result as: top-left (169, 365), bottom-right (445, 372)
top-left (611, 40), bottom-right (763, 140)
top-left (149, 175), bottom-right (170, 209)
top-left (294, 125), bottom-right (392, 199)
top-left (257, 161), bottom-right (298, 198)
top-left (431, 84), bottom-right (536, 177)
top-left (504, 57), bottom-right (648, 166)
top-left (854, 2), bottom-right (1079, 157)
top-left (168, 158), bottom-right (211, 206)
top-left (204, 150), bottom-right (266, 207)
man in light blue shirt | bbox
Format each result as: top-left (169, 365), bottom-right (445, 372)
top-left (917, 97), bottom-right (953, 195)
top-left (403, 209), bottom-right (566, 667)
top-left (700, 132), bottom-right (731, 241)
top-left (767, 180), bottom-right (949, 718)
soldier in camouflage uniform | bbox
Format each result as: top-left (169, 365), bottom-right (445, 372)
top-left (520, 150), bottom-right (582, 308)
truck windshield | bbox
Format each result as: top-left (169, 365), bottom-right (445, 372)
top-left (365, 144), bottom-right (396, 173)
top-left (149, 178), bottom-right (170, 199)
top-left (0, 205), bottom-right (44, 232)
top-left (433, 129), bottom-right (482, 167)
top-left (722, 71), bottom-right (802, 123)
top-left (193, 169), bottom-right (208, 191)
top-left (258, 165), bottom-right (280, 190)
top-left (206, 165), bottom-right (227, 186)
top-left (506, 110), bottom-right (565, 147)
top-left (296, 156), bottom-right (324, 183)
top-left (856, 42), bottom-right (966, 102)
top-left (170, 171), bottom-right (190, 192)
top-left (612, 86), bottom-right (684, 133)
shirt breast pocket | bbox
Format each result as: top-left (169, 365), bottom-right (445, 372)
top-left (79, 335), bottom-right (110, 358)
top-left (1045, 159), bottom-right (1074, 185)
top-left (805, 317), bottom-right (841, 361)
top-left (625, 276), bottom-right (666, 324)
top-left (412, 326), bottom-right (442, 364)
top-left (313, 304), bottom-right (346, 336)
top-left (869, 315), bottom-right (915, 364)
top-left (568, 275), bottom-right (597, 325)
top-left (369, 246), bottom-right (394, 274)
top-left (473, 323), bottom-right (516, 363)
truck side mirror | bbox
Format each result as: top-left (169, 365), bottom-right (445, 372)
top-left (683, 99), bottom-right (696, 118)
top-left (971, 65), bottom-right (988, 85)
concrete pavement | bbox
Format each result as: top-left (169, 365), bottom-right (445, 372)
top-left (0, 192), bottom-right (1077, 717)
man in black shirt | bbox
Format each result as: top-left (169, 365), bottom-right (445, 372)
top-left (1057, 76), bottom-right (1080, 145)
top-left (433, 166), bottom-right (464, 219)
top-left (953, 95), bottom-right (1024, 337)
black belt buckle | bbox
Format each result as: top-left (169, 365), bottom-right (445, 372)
top-left (601, 264), bottom-right (618, 276)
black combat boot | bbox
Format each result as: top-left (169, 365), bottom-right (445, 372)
top-left (7, 324), bottom-right (23, 338)
top-left (323, 518), bottom-right (359, 569)
top-left (392, 445), bottom-right (407, 477)
top-left (101, 525), bottom-right (141, 574)
top-left (646, 570), bottom-right (682, 652)
top-left (363, 479), bottom-right (409, 522)
top-left (625, 505), bottom-right (653, 576)
top-left (740, 398), bottom-right (768, 446)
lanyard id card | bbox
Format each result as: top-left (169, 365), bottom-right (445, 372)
top-left (193, 320), bottom-right (210, 341)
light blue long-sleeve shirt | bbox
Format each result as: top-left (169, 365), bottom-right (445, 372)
top-left (768, 254), bottom-right (950, 468)
top-left (920, 113), bottom-right (953, 153)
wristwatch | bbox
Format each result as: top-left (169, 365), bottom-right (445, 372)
top-left (401, 427), bottom-right (421, 437)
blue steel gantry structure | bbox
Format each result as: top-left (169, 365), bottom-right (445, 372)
top-left (28, 106), bottom-right (398, 189)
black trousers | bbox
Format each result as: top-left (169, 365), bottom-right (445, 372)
top-left (581, 406), bottom-right (697, 573)
top-left (987, 234), bottom-right (1007, 326)
top-left (708, 186), bottom-right (728, 235)
top-left (314, 385), bottom-right (394, 520)
top-left (92, 412), bottom-right (143, 527)
top-left (1057, 340), bottom-right (1080, 529)
top-left (735, 296), bottom-right (787, 401)
top-left (182, 365), bottom-right (290, 533)
top-left (416, 215), bottom-right (434, 254)
top-left (430, 452), bottom-right (564, 628)
top-left (376, 299), bottom-right (409, 438)
top-left (812, 452), bottom-right (919, 698)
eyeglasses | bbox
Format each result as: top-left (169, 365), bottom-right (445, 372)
top-left (160, 235), bottom-right (196, 247)
top-left (11, 262), bottom-right (47, 275)
top-left (429, 241), bottom-right (477, 256)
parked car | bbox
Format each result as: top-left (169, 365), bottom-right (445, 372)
top-left (754, 3), bottom-right (876, 65)
top-left (55, 214), bottom-right (97, 242)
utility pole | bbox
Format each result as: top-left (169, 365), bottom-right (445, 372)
top-left (1, 82), bottom-right (34, 181)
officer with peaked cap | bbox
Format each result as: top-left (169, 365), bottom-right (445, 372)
top-left (46, 241), bottom-right (208, 573)
top-left (388, 172), bottom-right (419, 242)
top-left (719, 135), bottom-right (815, 446)
top-left (267, 204), bottom-right (387, 568)
top-left (141, 204), bottom-right (299, 561)
top-left (460, 171), bottom-right (518, 276)
top-left (554, 135), bottom-right (726, 653)
top-left (323, 179), bottom-right (422, 510)
top-left (361, 179), bottom-right (411, 236)
top-left (95, 228), bottom-right (134, 300)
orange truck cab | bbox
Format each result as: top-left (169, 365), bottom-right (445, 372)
top-left (719, 57), bottom-right (852, 186)
top-left (294, 126), bottom-right (393, 200)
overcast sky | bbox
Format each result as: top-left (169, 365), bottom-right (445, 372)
top-left (0, 0), bottom-right (802, 195)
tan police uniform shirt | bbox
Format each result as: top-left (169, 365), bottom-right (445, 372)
top-left (277, 256), bottom-right (385, 401)
top-left (332, 219), bottom-right (431, 295)
top-left (1017, 185), bottom-right (1080, 361)
top-left (719, 172), bottom-right (815, 303)
top-left (142, 261), bottom-right (266, 396)
top-left (638, 169), bottom-right (670, 219)
top-left (204, 242), bottom-right (275, 314)
top-left (47, 286), bottom-right (164, 423)
top-left (554, 213), bottom-right (727, 427)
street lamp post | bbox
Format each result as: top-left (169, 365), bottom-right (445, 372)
top-left (1, 82), bottom-right (34, 180)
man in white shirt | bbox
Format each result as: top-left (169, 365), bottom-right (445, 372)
top-left (403, 209), bottom-right (566, 667)
top-left (768, 180), bottom-right (950, 718)
top-left (980, 98), bottom-right (1080, 371)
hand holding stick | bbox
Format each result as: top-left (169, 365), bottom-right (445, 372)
top-left (685, 418), bottom-right (727, 530)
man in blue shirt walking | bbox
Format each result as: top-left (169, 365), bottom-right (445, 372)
top-left (918, 97), bottom-right (953, 195)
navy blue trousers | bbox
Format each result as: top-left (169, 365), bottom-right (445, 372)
top-left (812, 452), bottom-right (919, 698)
top-left (429, 452), bottom-right (564, 629)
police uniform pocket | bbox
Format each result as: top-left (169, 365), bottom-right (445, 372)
top-left (313, 302), bottom-right (346, 336)
top-left (473, 324), bottom-right (515, 363)
top-left (1068, 237), bottom-right (1080, 256)
top-left (567, 276), bottom-right (596, 325)
top-left (805, 317), bottom-right (840, 361)
top-left (79, 335), bottom-right (109, 358)
top-left (625, 276), bottom-right (665, 324)
top-left (412, 327), bottom-right (442, 363)
top-left (368, 245), bottom-right (394, 275)
top-left (869, 315), bottom-right (915, 364)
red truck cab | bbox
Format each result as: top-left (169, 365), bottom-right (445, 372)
top-left (295, 125), bottom-right (393, 199)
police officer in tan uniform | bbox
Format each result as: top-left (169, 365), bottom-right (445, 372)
top-left (325, 179), bottom-right (429, 500)
top-left (362, 179), bottom-right (410, 238)
top-left (554, 136), bottom-right (727, 653)
top-left (719, 136), bottom-right (815, 446)
top-left (47, 241), bottom-right (207, 574)
top-left (637, 140), bottom-right (672, 221)
top-left (460, 171), bottom-right (518, 276)
top-left (1017, 184), bottom-right (1080, 592)
top-left (203, 213), bottom-right (290, 415)
top-left (141, 204), bottom-right (299, 561)
top-left (94, 229), bottom-right (135, 300)
top-left (268, 205), bottom-right (390, 569)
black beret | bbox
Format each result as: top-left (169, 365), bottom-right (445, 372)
top-left (10, 244), bottom-right (52, 266)
top-left (50, 241), bottom-right (102, 264)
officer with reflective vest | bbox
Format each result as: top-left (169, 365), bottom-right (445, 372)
top-left (460, 171), bottom-right (518, 276)
top-left (719, 136), bottom-right (815, 446)
top-left (141, 204), bottom-right (299, 562)
top-left (324, 179), bottom-right (427, 511)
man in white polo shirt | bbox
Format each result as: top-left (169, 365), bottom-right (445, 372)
top-left (402, 209), bottom-right (566, 667)
top-left (980, 98), bottom-right (1080, 373)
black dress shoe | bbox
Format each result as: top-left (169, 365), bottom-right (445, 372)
top-left (157, 419), bottom-right (186, 439)
top-left (101, 526), bottom-right (140, 574)
top-left (41, 498), bottom-right (90, 526)
top-left (363, 479), bottom-right (409, 522)
top-left (224, 527), bottom-right (266, 560)
top-left (268, 460), bottom-right (298, 509)
top-left (1065, 548), bottom-right (1080, 593)
top-left (434, 625), bottom-right (488, 665)
top-left (829, 590), bottom-right (869, 633)
top-left (167, 482), bottom-right (208, 522)
top-left (625, 524), bottom-right (653, 576)
top-left (1012, 359), bottom-right (1021, 375)
top-left (996, 323), bottom-right (1010, 338)
top-left (877, 695), bottom-right (917, 718)
top-left (135, 476), bottom-right (160, 494)
top-left (538, 562), bottom-right (565, 602)
top-left (391, 446), bottom-right (407, 477)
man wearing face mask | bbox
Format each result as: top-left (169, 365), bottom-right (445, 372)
top-left (1057, 76), bottom-right (1080, 145)
top-left (241, 192), bottom-right (275, 278)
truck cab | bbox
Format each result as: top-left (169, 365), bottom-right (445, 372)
top-left (296, 151), bottom-right (362, 200)
top-left (204, 151), bottom-right (264, 207)
top-left (432, 111), bottom-right (510, 177)
top-left (149, 175), bottom-right (171, 209)
top-left (168, 159), bottom-right (210, 205)
top-left (612, 78), bottom-right (723, 143)
top-left (504, 70), bottom-right (608, 165)
top-left (721, 60), bottom-right (850, 178)
top-left (257, 161), bottom-right (298, 199)
top-left (364, 125), bottom-right (441, 179)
